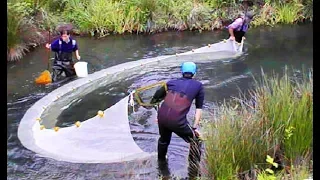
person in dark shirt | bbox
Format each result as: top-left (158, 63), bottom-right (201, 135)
top-left (150, 62), bottom-right (205, 178)
top-left (45, 30), bottom-right (81, 77)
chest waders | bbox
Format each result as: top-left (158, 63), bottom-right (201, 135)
top-left (53, 40), bottom-right (77, 77)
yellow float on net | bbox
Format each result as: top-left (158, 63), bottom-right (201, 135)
top-left (97, 110), bottom-right (104, 117)
top-left (54, 127), bottom-right (60, 132)
top-left (75, 121), bottom-right (81, 127)
top-left (40, 125), bottom-right (45, 130)
top-left (36, 118), bottom-right (41, 121)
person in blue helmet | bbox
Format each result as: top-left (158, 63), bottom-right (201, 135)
top-left (150, 62), bottom-right (204, 178)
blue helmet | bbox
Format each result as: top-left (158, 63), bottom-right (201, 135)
top-left (181, 62), bottom-right (197, 75)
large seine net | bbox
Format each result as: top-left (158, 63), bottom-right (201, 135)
top-left (18, 39), bottom-right (243, 163)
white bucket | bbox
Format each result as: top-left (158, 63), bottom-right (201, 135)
top-left (74, 61), bottom-right (88, 77)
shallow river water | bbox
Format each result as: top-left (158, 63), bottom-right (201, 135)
top-left (7, 24), bottom-right (312, 179)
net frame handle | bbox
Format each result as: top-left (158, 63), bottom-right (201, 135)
top-left (134, 81), bottom-right (167, 107)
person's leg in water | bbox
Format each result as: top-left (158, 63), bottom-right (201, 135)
top-left (173, 124), bottom-right (202, 179)
top-left (158, 124), bottom-right (172, 161)
top-left (59, 52), bottom-right (76, 77)
top-left (157, 160), bottom-right (171, 180)
top-left (66, 61), bottom-right (76, 77)
top-left (158, 124), bottom-right (172, 178)
top-left (234, 31), bottom-right (245, 43)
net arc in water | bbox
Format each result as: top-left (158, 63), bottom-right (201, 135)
top-left (17, 39), bottom-right (243, 163)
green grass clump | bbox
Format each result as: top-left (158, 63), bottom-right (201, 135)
top-left (202, 67), bottom-right (313, 179)
top-left (63, 0), bottom-right (149, 36)
top-left (302, 0), bottom-right (313, 22)
top-left (7, 0), bottom-right (61, 61)
top-left (275, 2), bottom-right (304, 24)
top-left (7, 1), bottom-right (33, 61)
top-left (251, 3), bottom-right (277, 27)
top-left (255, 68), bottom-right (312, 165)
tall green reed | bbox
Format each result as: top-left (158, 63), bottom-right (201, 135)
top-left (203, 67), bottom-right (313, 179)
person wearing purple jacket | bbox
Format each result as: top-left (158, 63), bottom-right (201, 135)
top-left (150, 62), bottom-right (204, 178)
top-left (227, 11), bottom-right (254, 43)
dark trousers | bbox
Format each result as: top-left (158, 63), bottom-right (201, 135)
top-left (53, 60), bottom-right (76, 77)
top-left (234, 30), bottom-right (246, 43)
top-left (54, 52), bottom-right (76, 77)
top-left (158, 123), bottom-right (202, 178)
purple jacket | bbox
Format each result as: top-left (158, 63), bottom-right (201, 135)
top-left (227, 18), bottom-right (249, 32)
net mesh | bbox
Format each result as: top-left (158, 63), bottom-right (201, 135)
top-left (18, 39), bottom-right (244, 163)
top-left (31, 96), bottom-right (152, 163)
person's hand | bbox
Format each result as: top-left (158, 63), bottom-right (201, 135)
top-left (229, 36), bottom-right (235, 41)
top-left (76, 55), bottom-right (81, 60)
top-left (155, 119), bottom-right (158, 124)
top-left (45, 43), bottom-right (51, 49)
top-left (192, 126), bottom-right (201, 138)
top-left (194, 129), bottom-right (200, 137)
top-left (242, 36), bottom-right (246, 40)
top-left (143, 105), bottom-right (153, 110)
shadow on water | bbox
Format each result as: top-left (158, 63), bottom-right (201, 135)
top-left (7, 24), bottom-right (312, 179)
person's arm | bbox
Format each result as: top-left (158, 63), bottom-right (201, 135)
top-left (73, 41), bottom-right (81, 60)
top-left (227, 18), bottom-right (243, 40)
top-left (46, 40), bottom-right (59, 52)
top-left (228, 28), bottom-right (235, 40)
top-left (75, 50), bottom-right (80, 60)
top-left (193, 84), bottom-right (205, 129)
top-left (194, 109), bottom-right (202, 129)
top-left (150, 85), bottom-right (167, 105)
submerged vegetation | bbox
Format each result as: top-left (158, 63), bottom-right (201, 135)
top-left (201, 67), bottom-right (313, 179)
top-left (7, 0), bottom-right (313, 61)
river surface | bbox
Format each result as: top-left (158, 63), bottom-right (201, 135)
top-left (7, 24), bottom-right (313, 179)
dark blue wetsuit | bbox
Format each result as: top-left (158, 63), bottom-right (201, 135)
top-left (157, 76), bottom-right (204, 163)
top-left (50, 38), bottom-right (78, 77)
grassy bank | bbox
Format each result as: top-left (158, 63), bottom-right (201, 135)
top-left (7, 0), bottom-right (313, 61)
top-left (201, 67), bottom-right (313, 179)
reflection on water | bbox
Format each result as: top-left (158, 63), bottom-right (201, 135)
top-left (7, 24), bottom-right (312, 179)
